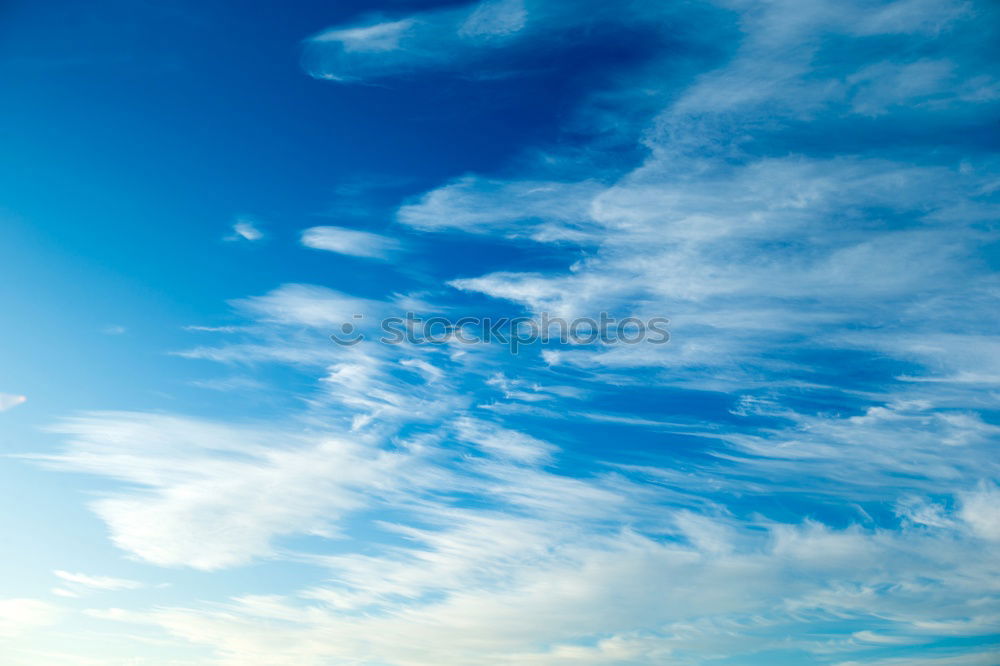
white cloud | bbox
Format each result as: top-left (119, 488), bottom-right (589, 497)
top-left (300, 226), bottom-right (400, 259)
top-left (848, 59), bottom-right (955, 115)
top-left (959, 484), bottom-right (1000, 541)
top-left (301, 0), bottom-right (664, 83)
top-left (0, 599), bottom-right (61, 637)
top-left (311, 19), bottom-right (413, 54)
top-left (53, 570), bottom-right (144, 592)
top-left (227, 219), bottom-right (264, 242)
top-left (455, 416), bottom-right (555, 463)
top-left (398, 177), bottom-right (604, 241)
top-left (302, 0), bottom-right (533, 82)
top-left (0, 393), bottom-right (27, 412)
top-left (85, 508), bottom-right (1000, 665)
top-left (39, 412), bottom-right (423, 569)
top-left (459, 0), bottom-right (527, 39)
top-left (32, 0), bottom-right (1000, 664)
top-left (232, 283), bottom-right (376, 329)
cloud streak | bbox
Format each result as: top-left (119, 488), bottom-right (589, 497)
top-left (0, 393), bottom-right (27, 412)
top-left (226, 219), bottom-right (264, 242)
top-left (302, 0), bottom-right (530, 82)
top-left (300, 225), bottom-right (400, 259)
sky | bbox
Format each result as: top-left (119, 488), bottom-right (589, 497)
top-left (0, 0), bottom-right (999, 664)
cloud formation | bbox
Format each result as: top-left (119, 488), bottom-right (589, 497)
top-left (302, 0), bottom-right (530, 82)
top-left (300, 225), bottom-right (400, 259)
top-left (51, 570), bottom-right (145, 598)
top-left (0, 393), bottom-right (27, 412)
top-left (0, 598), bottom-right (60, 638)
top-left (227, 219), bottom-right (264, 242)
top-left (32, 0), bottom-right (1000, 663)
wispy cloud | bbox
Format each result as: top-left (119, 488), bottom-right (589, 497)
top-left (302, 0), bottom-right (530, 82)
top-left (226, 218), bottom-right (264, 242)
top-left (0, 598), bottom-right (60, 637)
top-left (300, 225), bottom-right (400, 259)
top-left (52, 570), bottom-right (144, 597)
top-left (30, 0), bottom-right (1000, 663)
top-left (38, 412), bottom-right (423, 570)
top-left (0, 393), bottom-right (27, 412)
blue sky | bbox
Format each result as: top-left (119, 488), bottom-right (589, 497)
top-left (1, 0), bottom-right (999, 664)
